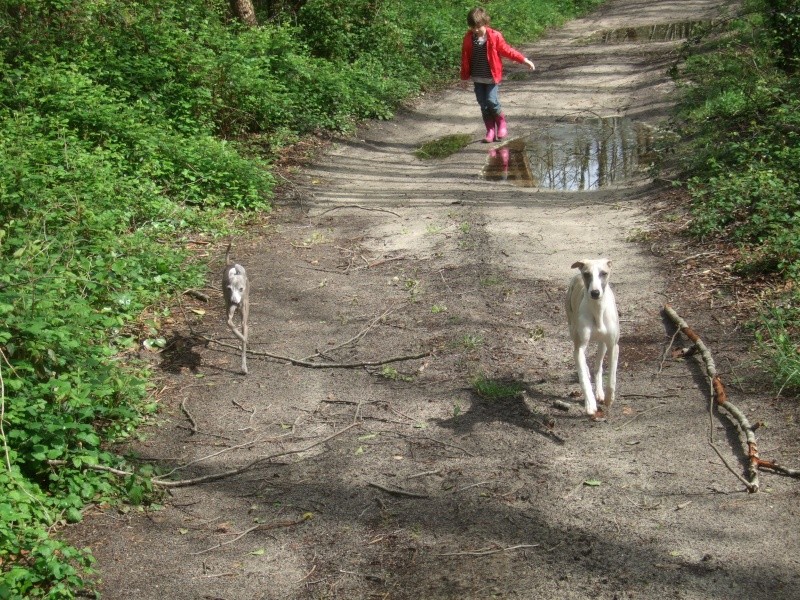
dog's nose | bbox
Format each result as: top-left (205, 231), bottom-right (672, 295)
top-left (590, 290), bottom-right (601, 299)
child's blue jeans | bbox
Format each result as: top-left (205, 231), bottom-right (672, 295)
top-left (473, 82), bottom-right (501, 118)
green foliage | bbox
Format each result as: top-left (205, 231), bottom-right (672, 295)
top-left (677, 5), bottom-right (800, 276)
top-left (755, 299), bottom-right (800, 394)
top-left (0, 0), bottom-right (604, 596)
top-left (674, 0), bottom-right (800, 395)
top-left (765, 0), bottom-right (800, 73)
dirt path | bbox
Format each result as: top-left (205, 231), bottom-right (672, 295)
top-left (69, 1), bottom-right (800, 598)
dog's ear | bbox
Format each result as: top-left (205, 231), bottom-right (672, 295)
top-left (605, 259), bottom-right (612, 269)
top-left (571, 261), bottom-right (584, 270)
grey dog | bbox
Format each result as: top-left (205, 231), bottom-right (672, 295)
top-left (222, 244), bottom-right (249, 375)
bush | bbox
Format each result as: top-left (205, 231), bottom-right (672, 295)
top-left (765, 0), bottom-right (800, 73)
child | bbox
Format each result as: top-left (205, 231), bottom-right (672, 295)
top-left (460, 7), bottom-right (535, 143)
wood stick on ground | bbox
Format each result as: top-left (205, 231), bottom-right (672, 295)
top-left (205, 335), bottom-right (430, 369)
top-left (657, 329), bottom-right (681, 376)
top-left (436, 544), bottom-right (540, 557)
top-left (663, 304), bottom-right (759, 491)
top-left (315, 205), bottom-right (401, 218)
top-left (47, 423), bottom-right (360, 489)
top-left (180, 396), bottom-right (198, 433)
top-left (301, 310), bottom-right (392, 361)
top-left (192, 514), bottom-right (312, 556)
top-left (160, 431), bottom-right (294, 478)
top-left (663, 304), bottom-right (800, 491)
top-left (183, 289), bottom-right (210, 303)
top-left (367, 481), bottom-right (429, 498)
top-left (390, 431), bottom-right (475, 457)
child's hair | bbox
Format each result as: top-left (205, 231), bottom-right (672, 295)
top-left (467, 7), bottom-right (490, 28)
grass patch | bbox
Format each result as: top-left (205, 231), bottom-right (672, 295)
top-left (471, 375), bottom-right (525, 401)
top-left (414, 134), bottom-right (472, 159)
top-left (379, 365), bottom-right (413, 382)
top-left (460, 334), bottom-right (484, 350)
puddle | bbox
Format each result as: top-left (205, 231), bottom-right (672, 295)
top-left (481, 117), bottom-right (655, 190)
top-left (584, 21), bottom-right (711, 44)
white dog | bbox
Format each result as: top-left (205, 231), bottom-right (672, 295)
top-left (566, 259), bottom-right (619, 417)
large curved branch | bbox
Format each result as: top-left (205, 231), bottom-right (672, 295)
top-left (663, 304), bottom-right (800, 492)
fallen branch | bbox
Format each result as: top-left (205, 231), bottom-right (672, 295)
top-left (367, 481), bottom-right (429, 498)
top-left (437, 543), bottom-right (539, 557)
top-left (192, 514), bottom-right (312, 556)
top-left (390, 431), bottom-right (475, 457)
top-left (48, 423), bottom-right (360, 489)
top-left (180, 396), bottom-right (198, 433)
top-left (351, 255), bottom-right (407, 271)
top-left (205, 335), bottom-right (430, 369)
top-left (183, 289), bottom-right (210, 303)
top-left (663, 304), bottom-right (800, 491)
top-left (315, 205), bottom-right (401, 218)
top-left (301, 310), bottom-right (392, 361)
top-left (160, 432), bottom-right (294, 478)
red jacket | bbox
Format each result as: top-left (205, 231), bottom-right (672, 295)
top-left (460, 27), bottom-right (527, 83)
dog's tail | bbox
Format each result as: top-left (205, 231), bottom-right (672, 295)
top-left (225, 242), bottom-right (232, 265)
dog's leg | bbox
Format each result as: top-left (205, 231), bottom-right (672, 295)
top-left (574, 342), bottom-right (597, 415)
top-left (594, 341), bottom-right (607, 405)
top-left (226, 304), bottom-right (248, 374)
top-left (227, 304), bottom-right (239, 332)
top-left (240, 294), bottom-right (249, 375)
top-left (605, 340), bottom-right (618, 408)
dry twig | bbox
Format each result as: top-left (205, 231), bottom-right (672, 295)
top-left (48, 423), bottom-right (360, 488)
top-left (205, 335), bottom-right (429, 369)
top-left (367, 481), bottom-right (429, 498)
top-left (192, 514), bottom-right (312, 556)
top-left (183, 289), bottom-right (210, 303)
top-left (180, 397), bottom-right (198, 433)
top-left (315, 205), bottom-right (401, 218)
top-left (301, 310), bottom-right (392, 361)
top-left (437, 544), bottom-right (539, 557)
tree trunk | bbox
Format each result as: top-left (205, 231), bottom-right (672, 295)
top-left (230, 0), bottom-right (258, 27)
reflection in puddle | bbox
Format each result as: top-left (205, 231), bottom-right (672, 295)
top-left (586, 21), bottom-right (711, 44)
top-left (482, 117), bottom-right (655, 190)
top-left (482, 139), bottom-right (536, 187)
